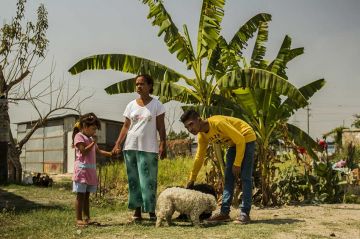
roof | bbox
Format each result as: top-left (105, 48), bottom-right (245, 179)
top-left (16, 113), bottom-right (123, 125)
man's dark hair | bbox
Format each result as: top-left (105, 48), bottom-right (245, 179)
top-left (180, 109), bottom-right (200, 123)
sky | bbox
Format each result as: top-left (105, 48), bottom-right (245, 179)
top-left (1, 0), bottom-right (360, 139)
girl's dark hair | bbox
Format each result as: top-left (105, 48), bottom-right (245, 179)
top-left (180, 109), bottom-right (200, 123)
top-left (72, 112), bottom-right (101, 146)
top-left (135, 74), bottom-right (154, 93)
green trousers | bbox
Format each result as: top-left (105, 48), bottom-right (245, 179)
top-left (123, 150), bottom-right (158, 213)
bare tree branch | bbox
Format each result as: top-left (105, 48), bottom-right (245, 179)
top-left (17, 76), bottom-right (92, 149)
top-left (7, 70), bottom-right (30, 92)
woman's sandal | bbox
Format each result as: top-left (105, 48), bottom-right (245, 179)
top-left (149, 212), bottom-right (157, 221)
top-left (127, 216), bottom-right (143, 223)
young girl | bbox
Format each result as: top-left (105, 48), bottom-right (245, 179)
top-left (72, 112), bottom-right (112, 227)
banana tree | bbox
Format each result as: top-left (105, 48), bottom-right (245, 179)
top-left (68, 0), bottom-right (272, 181)
top-left (214, 24), bottom-right (326, 205)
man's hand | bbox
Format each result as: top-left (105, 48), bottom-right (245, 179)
top-left (186, 180), bottom-right (194, 189)
top-left (232, 165), bottom-right (241, 179)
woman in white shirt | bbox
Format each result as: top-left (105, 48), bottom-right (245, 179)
top-left (112, 74), bottom-right (166, 222)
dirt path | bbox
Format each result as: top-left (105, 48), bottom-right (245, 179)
top-left (248, 204), bottom-right (360, 239)
top-left (89, 204), bottom-right (360, 239)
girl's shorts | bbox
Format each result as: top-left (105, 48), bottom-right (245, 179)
top-left (73, 182), bottom-right (97, 193)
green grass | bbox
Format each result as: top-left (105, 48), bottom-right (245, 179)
top-left (97, 157), bottom-right (209, 198)
top-left (0, 184), bottom-right (298, 239)
top-left (1, 158), bottom-right (359, 239)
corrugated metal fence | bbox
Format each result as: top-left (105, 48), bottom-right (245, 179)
top-left (19, 124), bottom-right (65, 174)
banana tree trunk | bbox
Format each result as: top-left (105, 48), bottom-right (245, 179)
top-left (212, 143), bottom-right (225, 180)
top-left (258, 144), bottom-right (271, 206)
top-left (0, 99), bottom-right (9, 184)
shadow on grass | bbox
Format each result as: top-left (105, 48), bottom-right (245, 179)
top-left (127, 220), bottom-right (232, 228)
top-left (115, 218), bottom-right (303, 228)
top-left (0, 188), bottom-right (67, 213)
top-left (253, 218), bottom-right (303, 225)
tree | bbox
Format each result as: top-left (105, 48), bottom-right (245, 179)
top-left (69, 0), bottom-right (272, 180)
top-left (0, 0), bottom-right (88, 182)
top-left (215, 28), bottom-right (325, 204)
top-left (167, 130), bottom-right (190, 141)
top-left (68, 1), bottom-right (324, 205)
top-left (352, 114), bottom-right (360, 129)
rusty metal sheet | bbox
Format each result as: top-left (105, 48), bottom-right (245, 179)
top-left (44, 150), bottom-right (64, 163)
top-left (28, 127), bottom-right (44, 137)
top-left (44, 163), bottom-right (63, 174)
top-left (26, 138), bottom-right (43, 150)
top-left (44, 137), bottom-right (64, 149)
top-left (26, 151), bottom-right (43, 163)
top-left (44, 125), bottom-right (63, 137)
top-left (24, 162), bottom-right (43, 172)
top-left (17, 124), bottom-right (27, 133)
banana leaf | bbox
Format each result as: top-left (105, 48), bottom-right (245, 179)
top-left (68, 54), bottom-right (185, 82)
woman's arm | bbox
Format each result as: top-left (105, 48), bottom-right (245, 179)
top-left (156, 113), bottom-right (166, 159)
top-left (112, 117), bottom-right (131, 155)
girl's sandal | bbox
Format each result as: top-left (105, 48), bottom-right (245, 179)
top-left (85, 219), bottom-right (101, 226)
top-left (76, 220), bottom-right (88, 228)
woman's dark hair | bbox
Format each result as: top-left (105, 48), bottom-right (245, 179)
top-left (72, 112), bottom-right (101, 146)
top-left (180, 109), bottom-right (200, 123)
top-left (135, 74), bottom-right (154, 94)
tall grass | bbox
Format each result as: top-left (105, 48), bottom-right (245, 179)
top-left (97, 157), bottom-right (208, 200)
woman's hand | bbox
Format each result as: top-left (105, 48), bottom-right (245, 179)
top-left (111, 144), bottom-right (122, 155)
top-left (158, 141), bottom-right (166, 159)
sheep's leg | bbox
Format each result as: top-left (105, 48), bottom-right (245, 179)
top-left (155, 212), bottom-right (164, 228)
top-left (189, 211), bottom-right (201, 227)
top-left (165, 206), bottom-right (175, 226)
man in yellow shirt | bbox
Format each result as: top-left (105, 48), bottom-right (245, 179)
top-left (180, 109), bottom-right (256, 224)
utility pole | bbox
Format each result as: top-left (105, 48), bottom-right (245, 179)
top-left (306, 105), bottom-right (311, 135)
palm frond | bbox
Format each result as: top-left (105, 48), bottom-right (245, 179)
top-left (218, 68), bottom-right (307, 107)
top-left (279, 78), bottom-right (325, 118)
top-left (196, 0), bottom-right (225, 58)
top-left (250, 21), bottom-right (269, 68)
top-left (141, 0), bottom-right (195, 69)
top-left (68, 54), bottom-right (185, 82)
top-left (229, 13), bottom-right (272, 55)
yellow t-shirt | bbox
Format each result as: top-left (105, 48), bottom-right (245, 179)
top-left (189, 115), bottom-right (256, 181)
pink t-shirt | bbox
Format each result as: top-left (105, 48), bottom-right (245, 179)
top-left (72, 132), bottom-right (98, 185)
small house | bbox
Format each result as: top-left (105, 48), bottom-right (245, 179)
top-left (16, 114), bottom-right (123, 174)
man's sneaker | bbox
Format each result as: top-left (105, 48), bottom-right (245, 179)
top-left (233, 212), bottom-right (251, 224)
top-left (205, 213), bottom-right (231, 223)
